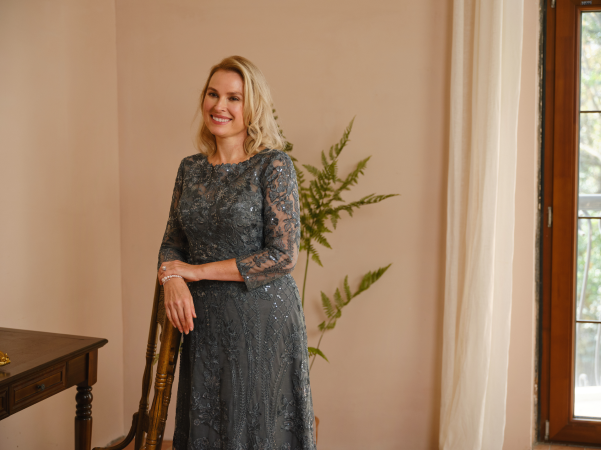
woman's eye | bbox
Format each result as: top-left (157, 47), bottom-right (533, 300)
top-left (208, 92), bottom-right (218, 98)
top-left (230, 97), bottom-right (240, 102)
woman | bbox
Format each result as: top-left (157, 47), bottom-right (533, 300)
top-left (157, 56), bottom-right (316, 450)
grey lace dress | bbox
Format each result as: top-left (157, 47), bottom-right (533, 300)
top-left (157, 148), bottom-right (316, 450)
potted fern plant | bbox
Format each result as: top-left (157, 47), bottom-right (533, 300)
top-left (281, 117), bottom-right (398, 438)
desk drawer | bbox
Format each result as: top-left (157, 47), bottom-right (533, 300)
top-left (10, 363), bottom-right (66, 413)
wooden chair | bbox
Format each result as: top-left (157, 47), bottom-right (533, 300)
top-left (94, 280), bottom-right (181, 450)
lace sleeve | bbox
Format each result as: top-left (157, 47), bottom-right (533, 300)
top-left (236, 153), bottom-right (300, 290)
top-left (157, 159), bottom-right (189, 270)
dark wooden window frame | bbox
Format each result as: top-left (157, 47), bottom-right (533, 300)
top-left (541, 0), bottom-right (601, 445)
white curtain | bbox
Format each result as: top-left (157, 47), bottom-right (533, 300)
top-left (439, 0), bottom-right (524, 449)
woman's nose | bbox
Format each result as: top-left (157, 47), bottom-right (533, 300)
top-left (215, 96), bottom-right (227, 110)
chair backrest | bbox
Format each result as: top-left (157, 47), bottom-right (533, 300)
top-left (93, 280), bottom-right (181, 450)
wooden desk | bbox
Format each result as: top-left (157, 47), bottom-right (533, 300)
top-left (0, 327), bottom-right (107, 450)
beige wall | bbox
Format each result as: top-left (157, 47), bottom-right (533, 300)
top-left (0, 0), bottom-right (540, 449)
top-left (0, 1), bottom-right (125, 448)
top-left (115, 1), bottom-right (450, 448)
top-left (115, 1), bottom-right (540, 448)
top-left (504, 1), bottom-right (540, 449)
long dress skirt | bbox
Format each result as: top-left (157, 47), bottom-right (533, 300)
top-left (158, 149), bottom-right (317, 450)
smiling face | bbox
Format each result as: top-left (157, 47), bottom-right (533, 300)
top-left (202, 70), bottom-right (247, 144)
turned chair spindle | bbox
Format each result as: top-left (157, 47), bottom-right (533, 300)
top-left (93, 280), bottom-right (181, 450)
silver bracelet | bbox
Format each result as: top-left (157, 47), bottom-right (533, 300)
top-left (162, 274), bottom-right (183, 284)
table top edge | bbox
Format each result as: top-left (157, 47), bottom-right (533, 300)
top-left (0, 327), bottom-right (108, 346)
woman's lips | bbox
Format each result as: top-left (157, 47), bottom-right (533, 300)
top-left (211, 115), bottom-right (232, 124)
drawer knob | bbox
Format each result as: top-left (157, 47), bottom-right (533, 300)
top-left (37, 384), bottom-right (45, 391)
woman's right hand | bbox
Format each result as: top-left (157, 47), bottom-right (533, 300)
top-left (163, 278), bottom-right (196, 334)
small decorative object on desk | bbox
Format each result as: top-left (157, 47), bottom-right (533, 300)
top-left (0, 350), bottom-right (10, 366)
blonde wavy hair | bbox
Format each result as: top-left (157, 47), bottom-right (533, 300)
top-left (195, 56), bottom-right (285, 157)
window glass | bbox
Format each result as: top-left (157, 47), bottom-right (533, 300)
top-left (575, 11), bottom-right (601, 419)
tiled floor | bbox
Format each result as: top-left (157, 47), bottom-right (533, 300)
top-left (534, 444), bottom-right (601, 450)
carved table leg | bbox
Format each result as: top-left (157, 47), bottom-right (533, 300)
top-left (75, 385), bottom-right (93, 450)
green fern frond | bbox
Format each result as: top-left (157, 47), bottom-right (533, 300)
top-left (344, 276), bottom-right (352, 303)
top-left (334, 288), bottom-right (344, 309)
top-left (307, 242), bottom-right (322, 263)
top-left (330, 210), bottom-right (341, 229)
top-left (307, 185), bottom-right (321, 208)
top-left (321, 292), bottom-right (334, 318)
top-left (323, 159), bottom-right (338, 182)
top-left (302, 222), bottom-right (317, 237)
top-left (336, 157), bottom-right (371, 193)
top-left (336, 204), bottom-right (354, 217)
top-left (334, 193), bottom-right (399, 218)
top-left (313, 233), bottom-right (332, 249)
top-left (294, 163), bottom-right (304, 180)
top-left (321, 151), bottom-right (328, 169)
top-left (310, 249), bottom-right (323, 267)
top-left (330, 192), bottom-right (343, 203)
top-left (327, 117), bottom-right (355, 161)
top-left (355, 264), bottom-right (392, 296)
top-left (313, 220), bottom-right (332, 234)
top-left (357, 193), bottom-right (399, 205)
top-left (308, 220), bottom-right (325, 236)
top-left (303, 164), bottom-right (321, 177)
top-left (307, 346), bottom-right (329, 362)
top-left (283, 141), bottom-right (294, 155)
top-left (331, 159), bottom-right (339, 180)
top-left (318, 265), bottom-right (392, 332)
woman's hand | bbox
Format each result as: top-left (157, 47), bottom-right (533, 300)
top-left (158, 260), bottom-right (202, 284)
top-left (158, 260), bottom-right (200, 334)
top-left (162, 277), bottom-right (196, 334)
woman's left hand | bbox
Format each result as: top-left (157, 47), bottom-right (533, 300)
top-left (158, 260), bottom-right (202, 284)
